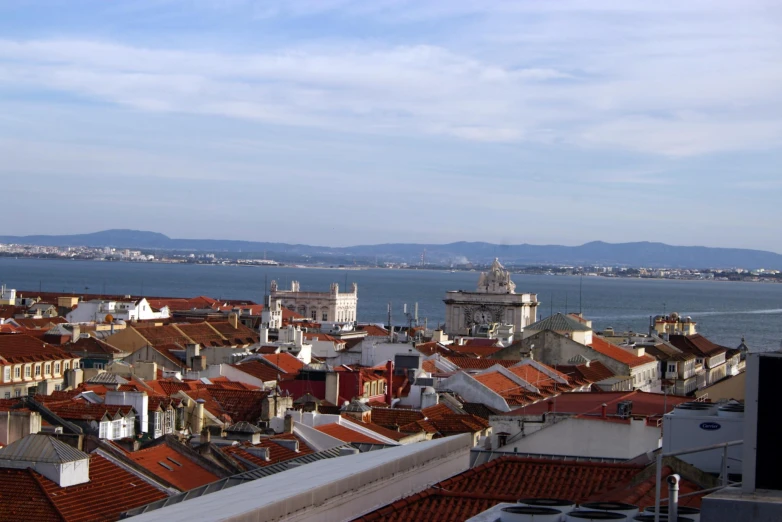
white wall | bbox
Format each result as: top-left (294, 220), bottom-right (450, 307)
top-left (497, 417), bottom-right (660, 460)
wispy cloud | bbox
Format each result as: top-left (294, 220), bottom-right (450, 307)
top-left (0, 0), bottom-right (780, 157)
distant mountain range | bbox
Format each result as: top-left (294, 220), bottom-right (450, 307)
top-left (1, 229), bottom-right (780, 269)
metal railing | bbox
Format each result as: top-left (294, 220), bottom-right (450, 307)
top-left (653, 439), bottom-right (742, 522)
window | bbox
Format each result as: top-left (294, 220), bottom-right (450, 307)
top-left (34, 365), bottom-right (41, 377)
top-left (112, 420), bottom-right (121, 439)
top-left (54, 362), bottom-right (60, 374)
top-left (668, 363), bottom-right (676, 373)
top-left (14, 366), bottom-right (20, 379)
top-left (3, 367), bottom-right (9, 382)
top-left (3, 392), bottom-right (9, 399)
top-left (99, 422), bottom-right (107, 439)
top-left (322, 312), bottom-right (328, 321)
top-left (24, 366), bottom-right (31, 378)
top-left (311, 310), bottom-right (317, 320)
top-left (64, 361), bottom-right (70, 371)
top-left (94, 363), bottom-right (105, 370)
top-left (54, 384), bottom-right (61, 392)
top-left (14, 389), bottom-right (20, 398)
top-left (44, 363), bottom-right (51, 375)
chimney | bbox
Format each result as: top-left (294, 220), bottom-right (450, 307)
top-left (200, 427), bottom-right (211, 445)
top-left (228, 312), bottom-right (239, 329)
top-left (284, 414), bottom-right (294, 434)
top-left (260, 325), bottom-right (269, 344)
top-left (385, 360), bottom-right (394, 405)
top-left (601, 403), bottom-right (607, 419)
top-left (193, 399), bottom-right (205, 434)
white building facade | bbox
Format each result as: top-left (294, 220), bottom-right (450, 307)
top-left (444, 259), bottom-right (537, 339)
top-left (66, 298), bottom-right (170, 323)
top-left (271, 280), bottom-right (358, 323)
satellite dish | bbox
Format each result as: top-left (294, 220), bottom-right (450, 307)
top-left (104, 314), bottom-right (114, 324)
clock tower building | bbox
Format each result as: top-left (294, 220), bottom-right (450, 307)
top-left (443, 259), bottom-right (538, 340)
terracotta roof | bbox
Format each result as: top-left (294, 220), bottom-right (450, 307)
top-left (12, 317), bottom-right (68, 330)
top-left (207, 321), bottom-right (259, 344)
top-left (354, 456), bottom-right (708, 522)
top-left (230, 360), bottom-right (279, 382)
top-left (589, 336), bottom-right (656, 368)
top-left (43, 402), bottom-right (134, 422)
top-left (173, 323), bottom-right (228, 347)
top-left (341, 414), bottom-right (411, 442)
top-left (180, 388), bottom-right (268, 424)
top-left (669, 334), bottom-right (728, 358)
top-left (427, 414), bottom-right (489, 434)
top-left (445, 357), bottom-right (519, 370)
top-left (421, 360), bottom-right (437, 373)
top-left (133, 324), bottom-right (192, 347)
top-left (222, 436), bottom-right (314, 469)
top-left (0, 334), bottom-right (74, 364)
top-left (448, 344), bottom-right (503, 357)
top-left (357, 325), bottom-right (389, 337)
top-left (66, 337), bottom-right (126, 356)
top-left (127, 444), bottom-right (219, 491)
top-left (370, 407), bottom-right (425, 429)
top-left (557, 361), bottom-right (617, 383)
top-left (0, 454), bottom-right (168, 522)
top-left (314, 423), bottom-right (384, 444)
top-left (474, 372), bottom-right (526, 397)
top-left (421, 403), bottom-right (456, 419)
top-left (260, 353), bottom-right (306, 375)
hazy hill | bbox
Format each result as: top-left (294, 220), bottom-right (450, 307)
top-left (1, 229), bottom-right (780, 269)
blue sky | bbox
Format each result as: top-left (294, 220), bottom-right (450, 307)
top-left (1, 1), bottom-right (781, 251)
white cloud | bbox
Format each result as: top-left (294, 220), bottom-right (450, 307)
top-left (0, 0), bottom-right (780, 159)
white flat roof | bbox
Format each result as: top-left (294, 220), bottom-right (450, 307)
top-left (130, 434), bottom-right (470, 522)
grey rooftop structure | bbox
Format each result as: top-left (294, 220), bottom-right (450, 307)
top-left (0, 434), bottom-right (88, 464)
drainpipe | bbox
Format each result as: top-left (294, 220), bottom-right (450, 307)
top-left (667, 474), bottom-right (680, 521)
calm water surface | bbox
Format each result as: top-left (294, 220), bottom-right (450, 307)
top-left (1, 259), bottom-right (780, 351)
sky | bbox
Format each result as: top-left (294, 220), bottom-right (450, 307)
top-left (1, 1), bottom-right (781, 251)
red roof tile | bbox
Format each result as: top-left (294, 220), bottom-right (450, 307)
top-left (370, 407), bottom-right (425, 429)
top-left (354, 457), bottom-right (707, 522)
top-left (0, 454), bottom-right (169, 522)
top-left (669, 334), bottom-right (728, 358)
top-left (314, 423), bottom-right (384, 444)
top-left (357, 325), bottom-right (389, 337)
top-left (590, 336), bottom-right (656, 368)
top-left (223, 436), bottom-right (314, 469)
top-left (0, 334), bottom-right (74, 364)
top-left (260, 353), bottom-right (305, 375)
top-left (444, 357), bottom-right (519, 370)
top-left (127, 444), bottom-right (219, 491)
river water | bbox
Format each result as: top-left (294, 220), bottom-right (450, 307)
top-left (1, 258), bottom-right (780, 351)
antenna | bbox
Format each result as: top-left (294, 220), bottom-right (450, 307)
top-left (387, 302), bottom-right (393, 343)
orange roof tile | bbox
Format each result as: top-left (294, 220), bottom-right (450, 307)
top-left (354, 457), bottom-right (707, 522)
top-left (127, 444), bottom-right (219, 491)
top-left (260, 353), bottom-right (305, 375)
top-left (590, 336), bottom-right (656, 368)
top-left (314, 423), bottom-right (384, 444)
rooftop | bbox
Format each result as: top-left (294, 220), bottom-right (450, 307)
top-left (527, 313), bottom-right (592, 333)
